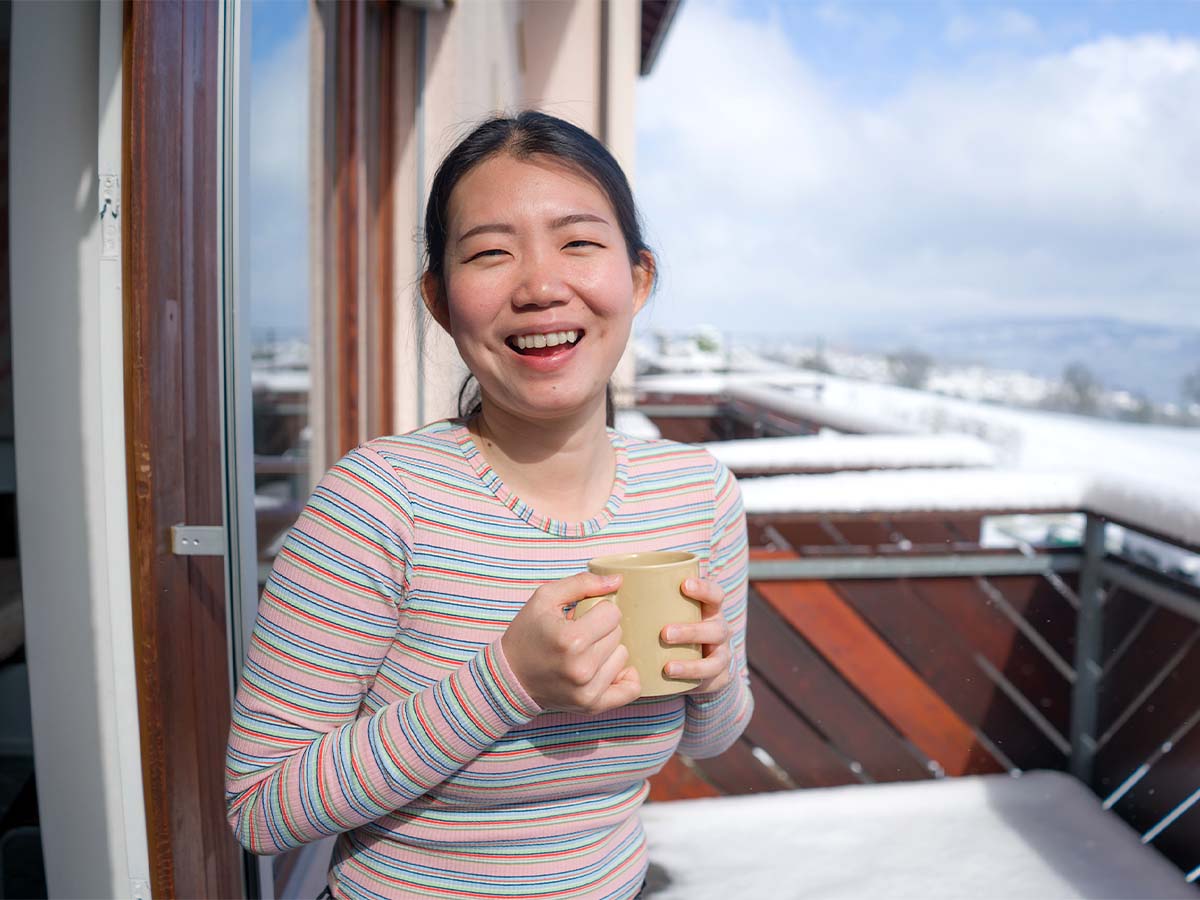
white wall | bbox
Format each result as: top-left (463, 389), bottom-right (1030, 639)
top-left (9, 2), bottom-right (149, 897)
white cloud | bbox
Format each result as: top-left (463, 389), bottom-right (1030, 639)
top-left (636, 5), bottom-right (1200, 336)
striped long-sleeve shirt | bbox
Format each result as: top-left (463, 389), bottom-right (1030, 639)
top-left (225, 419), bottom-right (752, 900)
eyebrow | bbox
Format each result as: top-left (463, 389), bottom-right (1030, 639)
top-left (456, 213), bottom-right (611, 245)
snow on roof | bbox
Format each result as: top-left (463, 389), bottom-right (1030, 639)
top-left (739, 467), bottom-right (1200, 547)
top-left (728, 382), bottom-right (920, 435)
top-left (704, 432), bottom-right (997, 473)
top-left (613, 409), bottom-right (661, 440)
top-left (251, 368), bottom-right (310, 394)
top-left (640, 771), bottom-right (1194, 900)
top-left (638, 370), bottom-right (816, 396)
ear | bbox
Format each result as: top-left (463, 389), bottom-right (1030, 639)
top-left (420, 271), bottom-right (452, 334)
top-left (631, 250), bottom-right (655, 316)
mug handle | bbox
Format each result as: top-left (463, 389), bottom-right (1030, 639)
top-left (571, 593), bottom-right (617, 619)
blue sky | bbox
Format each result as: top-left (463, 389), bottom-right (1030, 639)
top-left (247, 0), bottom-right (308, 342)
top-left (739, 1), bottom-right (1200, 103)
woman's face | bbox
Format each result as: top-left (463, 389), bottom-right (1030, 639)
top-left (424, 153), bottom-right (653, 426)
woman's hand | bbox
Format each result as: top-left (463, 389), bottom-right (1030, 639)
top-left (660, 578), bottom-right (733, 695)
top-left (501, 573), bottom-right (641, 714)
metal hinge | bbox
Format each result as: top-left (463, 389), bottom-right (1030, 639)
top-left (170, 524), bottom-right (226, 556)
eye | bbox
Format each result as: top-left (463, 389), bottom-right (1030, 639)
top-left (465, 248), bottom-right (508, 262)
top-left (564, 239), bottom-right (602, 250)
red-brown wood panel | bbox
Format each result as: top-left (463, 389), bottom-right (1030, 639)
top-left (334, 0), bottom-right (361, 457)
top-left (913, 577), bottom-right (1073, 737)
top-left (835, 579), bottom-right (1066, 771)
top-left (689, 738), bottom-right (790, 796)
top-left (746, 590), bottom-right (931, 782)
top-left (1110, 715), bottom-right (1200, 835)
top-left (986, 572), bottom-right (1078, 662)
top-left (760, 520), bottom-right (838, 551)
top-left (647, 756), bottom-right (721, 802)
top-left (826, 518), bottom-right (895, 547)
top-left (1098, 587), bottom-right (1154, 666)
top-left (1095, 638), bottom-right (1200, 793)
top-left (373, 3), bottom-right (395, 437)
top-left (1097, 610), bottom-right (1199, 739)
top-left (743, 672), bottom-right (862, 788)
top-left (124, 1), bottom-right (242, 896)
top-left (757, 579), bottom-right (1004, 776)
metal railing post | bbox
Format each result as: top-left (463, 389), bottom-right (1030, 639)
top-left (1070, 513), bottom-right (1107, 785)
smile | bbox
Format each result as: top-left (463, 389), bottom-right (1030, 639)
top-left (507, 330), bottom-right (583, 355)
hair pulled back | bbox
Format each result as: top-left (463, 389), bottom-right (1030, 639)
top-left (421, 111), bottom-right (654, 424)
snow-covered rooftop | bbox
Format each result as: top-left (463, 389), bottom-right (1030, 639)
top-left (704, 432), bottom-right (997, 473)
top-left (613, 409), bottom-right (662, 440)
top-left (728, 382), bottom-right (919, 435)
top-left (637, 371), bottom-right (1200, 548)
top-left (640, 771), bottom-right (1194, 899)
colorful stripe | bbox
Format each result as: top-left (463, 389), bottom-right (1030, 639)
top-left (225, 420), bottom-right (751, 897)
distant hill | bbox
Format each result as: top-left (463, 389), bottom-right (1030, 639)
top-left (839, 315), bottom-right (1200, 404)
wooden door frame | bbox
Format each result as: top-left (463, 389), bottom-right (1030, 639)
top-left (123, 1), bottom-right (244, 896)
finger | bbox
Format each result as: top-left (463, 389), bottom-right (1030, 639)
top-left (537, 572), bottom-right (623, 607)
top-left (664, 647), bottom-right (730, 681)
top-left (661, 619), bottom-right (730, 646)
top-left (570, 598), bottom-right (624, 642)
top-left (588, 640), bottom-right (631, 694)
top-left (564, 626), bottom-right (624, 686)
top-left (593, 665), bottom-right (642, 713)
top-left (680, 577), bottom-right (724, 609)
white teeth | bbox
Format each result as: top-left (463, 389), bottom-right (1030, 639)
top-left (513, 330), bottom-right (581, 350)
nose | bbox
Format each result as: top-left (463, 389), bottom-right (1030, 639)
top-left (512, 252), bottom-right (569, 308)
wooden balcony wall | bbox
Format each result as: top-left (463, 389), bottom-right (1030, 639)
top-left (640, 401), bottom-right (1200, 879)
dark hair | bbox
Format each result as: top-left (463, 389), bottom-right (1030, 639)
top-left (422, 111), bottom-right (654, 426)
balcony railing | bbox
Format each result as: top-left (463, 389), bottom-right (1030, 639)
top-left (640, 387), bottom-right (1200, 883)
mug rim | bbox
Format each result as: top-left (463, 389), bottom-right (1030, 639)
top-left (588, 550), bottom-right (696, 571)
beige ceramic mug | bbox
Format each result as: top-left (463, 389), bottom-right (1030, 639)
top-left (575, 551), bottom-right (703, 698)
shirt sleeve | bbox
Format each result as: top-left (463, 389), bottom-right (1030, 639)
top-left (678, 456), bottom-right (754, 759)
top-left (224, 444), bottom-right (542, 854)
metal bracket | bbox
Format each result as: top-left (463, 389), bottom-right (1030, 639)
top-left (171, 524), bottom-right (226, 557)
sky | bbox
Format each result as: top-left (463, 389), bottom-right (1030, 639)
top-left (248, 0), bottom-right (308, 343)
top-left (247, 0), bottom-right (1200, 357)
top-left (636, 0), bottom-right (1200, 339)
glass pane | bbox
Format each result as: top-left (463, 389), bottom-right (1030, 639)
top-left (246, 2), bottom-right (328, 896)
top-left (249, 0), bottom-right (311, 596)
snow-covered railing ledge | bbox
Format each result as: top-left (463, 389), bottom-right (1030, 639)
top-left (738, 468), bottom-right (1200, 552)
top-left (703, 433), bottom-right (998, 474)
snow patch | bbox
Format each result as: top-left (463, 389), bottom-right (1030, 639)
top-left (640, 772), bottom-right (1194, 899)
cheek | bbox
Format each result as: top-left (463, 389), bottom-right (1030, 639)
top-left (444, 278), bottom-right (501, 335)
top-left (576, 260), bottom-right (636, 311)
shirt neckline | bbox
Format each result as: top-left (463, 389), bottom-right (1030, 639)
top-left (450, 419), bottom-right (629, 538)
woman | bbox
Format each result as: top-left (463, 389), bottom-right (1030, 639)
top-left (226, 111), bottom-right (753, 900)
